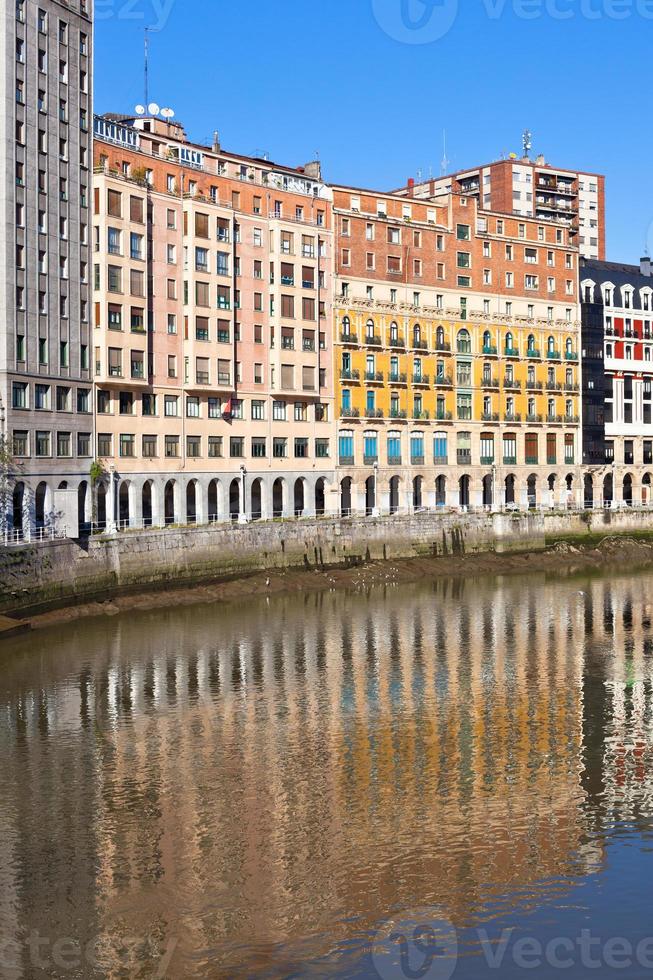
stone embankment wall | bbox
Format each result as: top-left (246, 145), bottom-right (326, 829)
top-left (1, 509), bottom-right (652, 618)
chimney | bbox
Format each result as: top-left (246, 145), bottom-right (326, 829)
top-left (303, 160), bottom-right (322, 180)
top-left (212, 130), bottom-right (220, 153)
top-left (407, 177), bottom-right (415, 198)
top-left (641, 256), bottom-right (651, 278)
top-left (535, 154), bottom-right (546, 166)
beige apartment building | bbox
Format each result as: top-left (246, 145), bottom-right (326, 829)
top-left (92, 114), bottom-right (335, 529)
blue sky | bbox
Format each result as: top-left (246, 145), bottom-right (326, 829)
top-left (94, 0), bottom-right (653, 263)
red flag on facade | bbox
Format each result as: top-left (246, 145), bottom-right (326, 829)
top-left (222, 398), bottom-right (233, 419)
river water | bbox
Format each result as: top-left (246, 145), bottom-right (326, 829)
top-left (2, 568), bottom-right (653, 978)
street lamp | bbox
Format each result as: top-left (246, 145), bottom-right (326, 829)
top-left (373, 460), bottom-right (380, 518)
top-left (239, 464), bottom-right (248, 524)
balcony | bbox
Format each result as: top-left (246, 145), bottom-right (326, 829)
top-left (480, 456), bottom-right (495, 466)
top-left (565, 414), bottom-right (580, 423)
top-left (435, 341), bottom-right (452, 353)
top-left (504, 347), bottom-right (520, 357)
top-left (411, 455), bottom-right (425, 466)
top-left (545, 380), bottom-right (562, 391)
top-left (564, 382), bottom-right (579, 392)
top-left (365, 370), bottom-right (384, 383)
top-left (434, 374), bottom-right (453, 387)
top-left (340, 369), bottom-right (360, 382)
top-left (482, 376), bottom-right (499, 389)
top-left (389, 372), bottom-right (408, 385)
top-left (565, 351), bottom-right (579, 361)
top-left (388, 454), bottom-right (403, 466)
top-left (412, 374), bottom-right (430, 386)
top-left (340, 332), bottom-right (358, 344)
top-left (339, 455), bottom-right (354, 466)
top-left (503, 379), bottom-right (521, 390)
top-left (363, 454), bottom-right (378, 465)
top-left (526, 413), bottom-right (543, 423)
top-left (525, 456), bottom-right (539, 466)
top-left (413, 410), bottom-right (430, 421)
top-left (366, 408), bottom-right (385, 419)
top-left (435, 410), bottom-right (453, 421)
top-left (389, 336), bottom-right (406, 349)
top-left (547, 456), bottom-right (557, 466)
top-left (526, 349), bottom-right (541, 359)
top-left (482, 345), bottom-right (498, 356)
top-left (457, 450), bottom-right (472, 466)
top-left (481, 412), bottom-right (499, 422)
top-left (365, 335), bottom-right (382, 347)
top-left (504, 412), bottom-right (522, 422)
top-left (340, 407), bottom-right (360, 418)
top-left (434, 455), bottom-right (448, 466)
top-left (547, 350), bottom-right (562, 360)
top-left (503, 456), bottom-right (517, 466)
top-left (526, 381), bottom-right (543, 391)
top-left (390, 408), bottom-right (408, 420)
top-left (547, 414), bottom-right (563, 423)
top-left (412, 339), bottom-right (428, 351)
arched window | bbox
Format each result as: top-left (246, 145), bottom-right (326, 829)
top-left (434, 431), bottom-right (448, 464)
top-left (527, 334), bottom-right (536, 352)
top-left (413, 323), bottom-right (422, 345)
top-left (566, 399), bottom-right (573, 418)
top-left (505, 331), bottom-right (514, 352)
top-left (547, 335), bottom-right (555, 353)
top-left (342, 315), bottom-right (351, 337)
top-left (390, 320), bottom-right (398, 343)
top-left (565, 336), bottom-right (573, 354)
top-left (482, 330), bottom-right (493, 352)
top-left (436, 325), bottom-right (445, 349)
top-left (410, 431), bottom-right (424, 463)
top-left (387, 430), bottom-right (402, 465)
top-left (366, 318), bottom-right (375, 340)
top-left (566, 368), bottom-right (573, 385)
top-left (363, 430), bottom-right (378, 463)
top-left (457, 328), bottom-right (471, 353)
top-left (338, 429), bottom-right (354, 463)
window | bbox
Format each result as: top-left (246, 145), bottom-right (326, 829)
top-left (186, 436), bottom-right (201, 459)
top-left (339, 430), bottom-right (354, 463)
top-left (208, 436), bottom-right (223, 458)
top-left (12, 382), bottom-right (28, 409)
top-left (164, 395), bottom-right (178, 417)
top-left (230, 437), bottom-right (244, 458)
top-left (35, 431), bottom-right (51, 457)
top-left (13, 431), bottom-right (28, 457)
top-left (165, 436), bottom-right (180, 458)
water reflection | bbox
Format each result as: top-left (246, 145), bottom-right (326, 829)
top-left (1, 571), bottom-right (653, 977)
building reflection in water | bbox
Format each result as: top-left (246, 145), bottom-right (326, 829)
top-left (2, 570), bottom-right (653, 976)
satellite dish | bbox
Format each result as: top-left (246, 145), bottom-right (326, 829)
top-left (134, 104), bottom-right (146, 115)
top-left (148, 102), bottom-right (160, 116)
top-left (161, 107), bottom-right (175, 119)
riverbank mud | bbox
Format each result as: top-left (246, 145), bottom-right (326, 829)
top-left (20, 533), bottom-right (653, 633)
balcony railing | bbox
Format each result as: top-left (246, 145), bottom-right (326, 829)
top-left (389, 336), bottom-right (406, 348)
top-left (527, 349), bottom-right (541, 359)
top-left (526, 413), bottom-right (543, 423)
top-left (546, 380), bottom-right (562, 391)
top-left (547, 350), bottom-right (562, 360)
top-left (565, 351), bottom-right (579, 361)
top-left (435, 341), bottom-right (452, 352)
top-left (526, 381), bottom-right (543, 391)
top-left (412, 374), bottom-right (430, 385)
top-left (503, 379), bottom-right (521, 389)
top-left (365, 335), bottom-right (382, 346)
top-left (525, 456), bottom-right (539, 465)
top-left (482, 345), bottom-right (498, 355)
top-left (366, 408), bottom-right (385, 419)
top-left (389, 372), bottom-right (408, 384)
top-left (547, 414), bottom-right (563, 423)
top-left (457, 450), bottom-right (472, 465)
top-left (388, 455), bottom-right (402, 466)
top-left (434, 374), bottom-right (453, 387)
top-left (565, 414), bottom-right (580, 423)
top-left (364, 371), bottom-right (384, 383)
top-left (390, 409), bottom-right (408, 419)
top-left (340, 407), bottom-right (360, 418)
top-left (340, 369), bottom-right (360, 381)
top-left (412, 339), bottom-right (428, 350)
top-left (482, 376), bottom-right (499, 388)
top-left (339, 455), bottom-right (354, 466)
top-left (363, 454), bottom-right (378, 465)
top-left (504, 412), bottom-right (522, 422)
top-left (340, 332), bottom-right (358, 344)
top-left (504, 347), bottom-right (520, 357)
top-left (480, 456), bottom-right (495, 466)
top-left (435, 410), bottom-right (453, 421)
top-left (503, 456), bottom-right (517, 465)
top-left (413, 410), bottom-right (430, 420)
top-left (411, 455), bottom-right (425, 466)
top-left (481, 412), bottom-right (499, 422)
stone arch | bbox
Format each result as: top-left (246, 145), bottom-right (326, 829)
top-left (389, 476), bottom-right (400, 515)
top-left (208, 479), bottom-right (221, 522)
top-left (365, 475), bottom-right (375, 516)
top-left (12, 482), bottom-right (25, 534)
top-left (341, 477), bottom-right (352, 517)
top-left (315, 478), bottom-right (326, 517)
top-left (78, 481), bottom-right (90, 533)
top-left (435, 475), bottom-right (446, 508)
top-left (97, 482), bottom-right (108, 530)
top-left (413, 475), bottom-right (423, 510)
top-left (603, 473), bottom-right (613, 507)
top-left (251, 478), bottom-right (263, 521)
top-left (142, 480), bottom-right (154, 527)
top-left (527, 473), bottom-right (537, 510)
top-left (505, 474), bottom-right (516, 506)
top-left (186, 480), bottom-right (198, 524)
top-left (643, 472), bottom-right (652, 506)
top-left (118, 481), bottom-right (131, 528)
top-left (459, 474), bottom-right (470, 508)
top-left (164, 480), bottom-right (176, 525)
top-left (584, 473), bottom-right (594, 509)
top-left (58, 481), bottom-right (68, 490)
top-left (293, 478), bottom-right (306, 518)
top-left (229, 479), bottom-right (240, 521)
top-left (623, 473), bottom-right (633, 507)
top-left (273, 478), bottom-right (285, 519)
top-left (35, 482), bottom-right (48, 528)
top-left (482, 474), bottom-right (493, 509)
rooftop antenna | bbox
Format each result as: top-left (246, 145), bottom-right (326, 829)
top-left (441, 130), bottom-right (450, 175)
top-left (522, 129), bottom-right (533, 158)
top-left (144, 27), bottom-right (155, 109)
